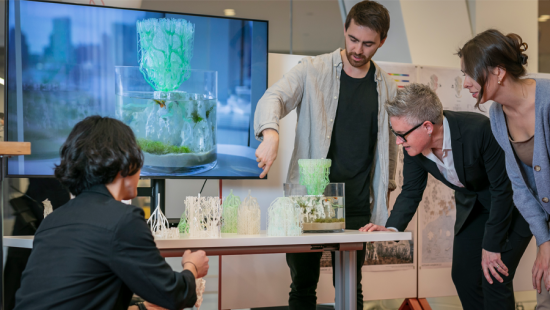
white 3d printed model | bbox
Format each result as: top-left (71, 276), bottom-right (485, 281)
top-left (237, 190), bottom-right (261, 235)
top-left (156, 227), bottom-right (180, 239)
top-left (195, 278), bottom-right (206, 309)
top-left (147, 194), bottom-right (179, 239)
top-left (42, 199), bottom-right (53, 218)
top-left (266, 197), bottom-right (303, 236)
top-left (185, 194), bottom-right (222, 238)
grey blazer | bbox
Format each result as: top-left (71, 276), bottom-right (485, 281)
top-left (490, 78), bottom-right (550, 246)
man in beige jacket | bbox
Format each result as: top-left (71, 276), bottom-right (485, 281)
top-left (253, 1), bottom-right (397, 309)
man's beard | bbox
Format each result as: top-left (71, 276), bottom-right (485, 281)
top-left (345, 43), bottom-right (371, 68)
top-left (346, 51), bottom-right (370, 68)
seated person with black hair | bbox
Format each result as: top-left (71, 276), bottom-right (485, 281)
top-left (14, 116), bottom-right (208, 310)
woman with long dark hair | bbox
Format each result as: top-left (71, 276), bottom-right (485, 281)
top-left (459, 29), bottom-right (550, 307)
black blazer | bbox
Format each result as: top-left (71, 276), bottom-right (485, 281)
top-left (14, 185), bottom-right (196, 310)
top-left (386, 111), bottom-right (530, 253)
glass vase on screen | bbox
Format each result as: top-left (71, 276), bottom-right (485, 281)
top-left (6, 0), bottom-right (267, 178)
top-left (115, 67), bottom-right (217, 175)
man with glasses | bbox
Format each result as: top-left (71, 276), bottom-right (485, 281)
top-left (254, 1), bottom-right (398, 309)
top-left (361, 83), bottom-right (531, 310)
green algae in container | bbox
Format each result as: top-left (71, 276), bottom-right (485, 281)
top-left (115, 67), bottom-right (217, 176)
top-left (283, 183), bottom-right (345, 233)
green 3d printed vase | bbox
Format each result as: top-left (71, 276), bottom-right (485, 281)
top-left (221, 190), bottom-right (241, 233)
top-left (298, 159), bottom-right (332, 195)
top-left (115, 18), bottom-right (218, 176)
top-left (137, 18), bottom-right (195, 91)
top-left (177, 211), bottom-right (189, 234)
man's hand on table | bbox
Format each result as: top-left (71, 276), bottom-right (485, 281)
top-left (358, 223), bottom-right (393, 232)
top-left (182, 250), bottom-right (209, 278)
top-left (255, 129), bottom-right (279, 178)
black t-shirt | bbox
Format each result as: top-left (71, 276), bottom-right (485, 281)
top-left (327, 61), bottom-right (378, 218)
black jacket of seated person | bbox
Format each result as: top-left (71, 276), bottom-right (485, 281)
top-left (386, 110), bottom-right (531, 310)
top-left (14, 184), bottom-right (196, 310)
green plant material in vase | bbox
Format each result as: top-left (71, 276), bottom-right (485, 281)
top-left (191, 110), bottom-right (203, 124)
top-left (138, 138), bottom-right (191, 155)
top-left (178, 212), bottom-right (189, 233)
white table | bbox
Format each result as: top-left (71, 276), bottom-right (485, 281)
top-left (4, 230), bottom-right (411, 310)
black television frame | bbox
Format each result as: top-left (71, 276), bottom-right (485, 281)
top-left (3, 0), bottom-right (269, 180)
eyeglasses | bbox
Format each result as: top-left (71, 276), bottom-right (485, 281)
top-left (390, 121), bottom-right (434, 143)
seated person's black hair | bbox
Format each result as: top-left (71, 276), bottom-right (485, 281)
top-left (54, 115), bottom-right (143, 196)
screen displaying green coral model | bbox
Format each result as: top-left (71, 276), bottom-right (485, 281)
top-left (6, 0), bottom-right (268, 178)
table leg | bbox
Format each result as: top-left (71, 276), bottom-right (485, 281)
top-left (334, 250), bottom-right (357, 310)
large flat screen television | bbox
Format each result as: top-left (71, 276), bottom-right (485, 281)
top-left (5, 0), bottom-right (268, 178)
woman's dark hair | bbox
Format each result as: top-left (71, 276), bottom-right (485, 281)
top-left (458, 29), bottom-right (529, 109)
top-left (345, 1), bottom-right (390, 41)
top-left (54, 116), bottom-right (143, 196)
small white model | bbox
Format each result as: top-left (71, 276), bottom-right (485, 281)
top-left (195, 278), bottom-right (206, 309)
top-left (42, 199), bottom-right (53, 218)
top-left (266, 197), bottom-right (302, 236)
top-left (237, 190), bottom-right (261, 235)
top-left (185, 194), bottom-right (222, 238)
top-left (147, 194), bottom-right (179, 239)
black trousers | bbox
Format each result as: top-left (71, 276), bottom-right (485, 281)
top-left (286, 216), bottom-right (369, 310)
top-left (451, 207), bottom-right (532, 310)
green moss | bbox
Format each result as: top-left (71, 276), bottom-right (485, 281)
top-left (138, 138), bottom-right (191, 155)
top-left (314, 218), bottom-right (345, 223)
top-left (191, 110), bottom-right (203, 123)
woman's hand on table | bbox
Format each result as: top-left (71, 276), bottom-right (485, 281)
top-left (533, 241), bottom-right (550, 293)
top-left (358, 223), bottom-right (391, 232)
top-left (182, 250), bottom-right (209, 279)
top-left (481, 249), bottom-right (508, 284)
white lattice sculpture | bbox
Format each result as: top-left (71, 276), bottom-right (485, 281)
top-left (42, 199), bottom-right (53, 218)
top-left (195, 278), bottom-right (206, 309)
top-left (266, 197), bottom-right (303, 236)
top-left (185, 194), bottom-right (222, 238)
top-left (147, 194), bottom-right (179, 239)
top-left (156, 227), bottom-right (180, 239)
top-left (237, 190), bottom-right (261, 235)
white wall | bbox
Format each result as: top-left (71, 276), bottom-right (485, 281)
top-left (372, 0), bottom-right (413, 64)
top-left (400, 0), bottom-right (472, 68)
top-left (473, 0), bottom-right (539, 73)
